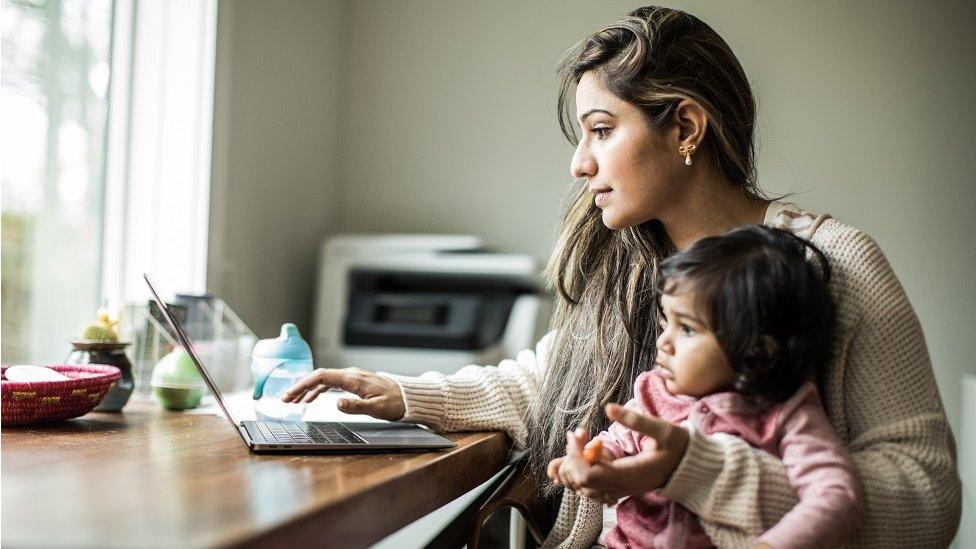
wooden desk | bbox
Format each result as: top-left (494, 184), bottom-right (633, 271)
top-left (1, 400), bottom-right (510, 548)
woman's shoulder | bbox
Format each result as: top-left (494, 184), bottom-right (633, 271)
top-left (811, 222), bottom-right (895, 287)
top-left (767, 202), bottom-right (888, 270)
top-left (765, 201), bottom-right (830, 238)
top-left (770, 203), bottom-right (904, 316)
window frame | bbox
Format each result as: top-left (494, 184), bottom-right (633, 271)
top-left (100, 0), bottom-right (218, 305)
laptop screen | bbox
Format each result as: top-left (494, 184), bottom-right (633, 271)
top-left (143, 273), bottom-right (250, 447)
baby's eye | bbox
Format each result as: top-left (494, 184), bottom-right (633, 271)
top-left (592, 127), bottom-right (612, 139)
top-left (680, 323), bottom-right (695, 336)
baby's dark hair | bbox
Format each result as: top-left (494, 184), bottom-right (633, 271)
top-left (656, 225), bottom-right (834, 405)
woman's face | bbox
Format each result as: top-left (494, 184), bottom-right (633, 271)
top-left (570, 71), bottom-right (681, 230)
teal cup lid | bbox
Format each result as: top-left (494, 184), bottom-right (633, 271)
top-left (252, 323), bottom-right (312, 360)
top-left (251, 323), bottom-right (312, 399)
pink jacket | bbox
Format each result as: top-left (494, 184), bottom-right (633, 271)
top-left (599, 368), bottom-right (865, 548)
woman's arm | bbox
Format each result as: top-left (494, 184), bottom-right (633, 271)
top-left (378, 331), bottom-right (555, 447)
top-left (658, 226), bottom-right (961, 547)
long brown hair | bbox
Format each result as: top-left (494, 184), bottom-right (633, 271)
top-left (527, 6), bottom-right (763, 492)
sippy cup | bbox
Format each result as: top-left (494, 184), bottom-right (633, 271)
top-left (251, 323), bottom-right (314, 422)
top-left (152, 348), bottom-right (206, 410)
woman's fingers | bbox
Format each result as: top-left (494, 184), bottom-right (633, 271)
top-left (278, 369), bottom-right (405, 421)
top-left (282, 369), bottom-right (365, 402)
top-left (577, 485), bottom-right (609, 501)
top-left (561, 415), bottom-right (687, 501)
top-left (605, 403), bottom-right (672, 445)
top-left (339, 394), bottom-right (405, 421)
top-left (337, 396), bottom-right (388, 416)
top-left (299, 384), bottom-right (328, 404)
top-left (606, 403), bottom-right (690, 473)
top-left (569, 464), bottom-right (623, 505)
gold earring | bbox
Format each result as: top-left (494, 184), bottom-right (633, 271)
top-left (678, 144), bottom-right (696, 166)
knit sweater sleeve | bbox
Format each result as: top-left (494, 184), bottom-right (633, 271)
top-left (658, 223), bottom-right (961, 548)
top-left (377, 330), bottom-right (555, 448)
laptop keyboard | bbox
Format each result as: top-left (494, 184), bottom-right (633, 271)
top-left (256, 421), bottom-right (366, 445)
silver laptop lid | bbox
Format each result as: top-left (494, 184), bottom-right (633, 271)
top-left (143, 273), bottom-right (251, 447)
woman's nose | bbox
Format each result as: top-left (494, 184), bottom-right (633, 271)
top-left (570, 141), bottom-right (596, 180)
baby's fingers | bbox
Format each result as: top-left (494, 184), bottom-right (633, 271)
top-left (566, 428), bottom-right (589, 458)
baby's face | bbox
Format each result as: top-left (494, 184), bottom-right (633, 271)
top-left (655, 291), bottom-right (736, 397)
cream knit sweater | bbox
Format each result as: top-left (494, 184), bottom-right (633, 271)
top-left (383, 203), bottom-right (961, 548)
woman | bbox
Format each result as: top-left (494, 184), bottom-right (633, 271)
top-left (284, 6), bottom-right (960, 547)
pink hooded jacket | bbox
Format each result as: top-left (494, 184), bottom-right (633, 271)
top-left (600, 368), bottom-right (865, 548)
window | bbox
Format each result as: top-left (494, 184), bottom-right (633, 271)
top-left (2, 0), bottom-right (217, 364)
top-left (2, 0), bottom-right (113, 363)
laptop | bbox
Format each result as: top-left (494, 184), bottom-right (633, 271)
top-left (144, 274), bottom-right (455, 453)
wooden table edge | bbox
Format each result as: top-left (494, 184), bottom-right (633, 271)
top-left (216, 431), bottom-right (512, 549)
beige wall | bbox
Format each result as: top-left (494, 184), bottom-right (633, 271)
top-left (209, 0), bottom-right (345, 338)
top-left (211, 0), bottom-right (976, 447)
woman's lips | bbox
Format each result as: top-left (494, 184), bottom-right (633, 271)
top-left (594, 190), bottom-right (612, 207)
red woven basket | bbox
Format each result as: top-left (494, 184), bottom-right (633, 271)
top-left (1, 364), bottom-right (122, 426)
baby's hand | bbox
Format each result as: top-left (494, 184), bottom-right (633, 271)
top-left (546, 437), bottom-right (615, 503)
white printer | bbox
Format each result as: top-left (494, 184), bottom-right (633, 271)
top-left (312, 234), bottom-right (553, 376)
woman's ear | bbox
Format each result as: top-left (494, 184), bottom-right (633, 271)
top-left (672, 98), bottom-right (708, 148)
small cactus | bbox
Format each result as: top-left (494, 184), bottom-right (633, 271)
top-left (81, 322), bottom-right (119, 342)
top-left (80, 307), bottom-right (121, 342)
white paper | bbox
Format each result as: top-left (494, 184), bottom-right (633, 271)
top-left (4, 365), bottom-right (72, 382)
top-left (186, 388), bottom-right (385, 423)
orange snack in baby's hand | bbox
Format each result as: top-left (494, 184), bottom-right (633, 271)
top-left (583, 437), bottom-right (603, 463)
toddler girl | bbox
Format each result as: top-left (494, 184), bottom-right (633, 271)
top-left (549, 225), bottom-right (865, 548)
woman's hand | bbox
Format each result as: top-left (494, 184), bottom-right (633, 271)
top-left (558, 403), bottom-right (690, 504)
top-left (280, 367), bottom-right (406, 421)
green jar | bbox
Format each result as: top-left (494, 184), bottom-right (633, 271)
top-left (151, 349), bottom-right (205, 410)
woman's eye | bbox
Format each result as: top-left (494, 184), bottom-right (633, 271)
top-left (592, 127), bottom-right (612, 139)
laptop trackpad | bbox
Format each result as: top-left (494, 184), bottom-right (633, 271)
top-left (347, 422), bottom-right (443, 444)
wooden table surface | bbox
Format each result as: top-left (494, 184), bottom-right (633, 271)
top-left (1, 399), bottom-right (510, 549)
